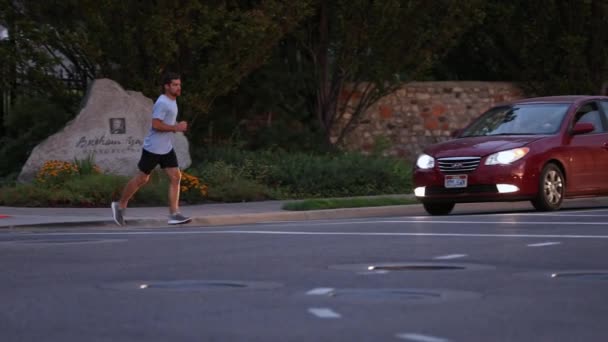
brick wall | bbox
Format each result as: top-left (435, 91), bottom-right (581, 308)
top-left (335, 81), bottom-right (524, 161)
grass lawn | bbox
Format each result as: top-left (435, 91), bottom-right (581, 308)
top-left (282, 196), bottom-right (419, 211)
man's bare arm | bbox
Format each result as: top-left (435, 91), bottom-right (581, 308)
top-left (151, 119), bottom-right (188, 132)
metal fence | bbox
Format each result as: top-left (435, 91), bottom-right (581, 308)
top-left (0, 73), bottom-right (89, 136)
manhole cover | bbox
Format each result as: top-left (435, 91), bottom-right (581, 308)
top-left (308, 288), bottom-right (479, 303)
top-left (551, 271), bottom-right (608, 281)
top-left (101, 280), bottom-right (282, 291)
top-left (330, 262), bottom-right (493, 273)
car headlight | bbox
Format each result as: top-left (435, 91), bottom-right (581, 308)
top-left (485, 147), bottom-right (529, 165)
top-left (416, 154), bottom-right (435, 169)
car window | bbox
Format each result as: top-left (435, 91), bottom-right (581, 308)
top-left (573, 102), bottom-right (603, 133)
top-left (601, 101), bottom-right (608, 121)
top-left (460, 103), bottom-right (569, 137)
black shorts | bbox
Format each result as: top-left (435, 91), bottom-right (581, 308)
top-left (137, 148), bottom-right (178, 174)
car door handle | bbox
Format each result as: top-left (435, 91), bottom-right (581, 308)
top-left (603, 142), bottom-right (608, 150)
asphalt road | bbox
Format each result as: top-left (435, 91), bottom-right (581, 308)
top-left (2, 202), bottom-right (608, 342)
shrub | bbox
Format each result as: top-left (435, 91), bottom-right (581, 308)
top-left (180, 171), bottom-right (209, 203)
top-left (206, 178), bottom-right (271, 202)
top-left (0, 173), bottom-right (18, 188)
top-left (35, 158), bottom-right (103, 188)
top-left (74, 155), bottom-right (102, 176)
top-left (196, 161), bottom-right (274, 202)
top-left (62, 174), bottom-right (128, 206)
top-left (0, 95), bottom-right (77, 177)
top-left (0, 183), bottom-right (79, 207)
top-left (0, 146), bottom-right (413, 207)
top-left (265, 151), bottom-right (412, 198)
top-left (128, 170), bottom-right (169, 206)
top-left (191, 146), bottom-right (412, 200)
top-left (36, 160), bottom-right (80, 187)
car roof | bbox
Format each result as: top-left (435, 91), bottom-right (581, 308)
top-left (510, 95), bottom-right (608, 105)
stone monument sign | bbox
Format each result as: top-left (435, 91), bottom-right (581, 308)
top-left (18, 79), bottom-right (191, 182)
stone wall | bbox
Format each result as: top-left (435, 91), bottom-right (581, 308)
top-left (336, 81), bottom-right (524, 161)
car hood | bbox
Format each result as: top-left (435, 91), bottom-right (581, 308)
top-left (425, 136), bottom-right (546, 158)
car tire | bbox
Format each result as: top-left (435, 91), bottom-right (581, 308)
top-left (531, 163), bottom-right (564, 211)
top-left (423, 202), bottom-right (455, 215)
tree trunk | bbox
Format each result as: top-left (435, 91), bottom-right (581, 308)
top-left (315, 0), bottom-right (332, 146)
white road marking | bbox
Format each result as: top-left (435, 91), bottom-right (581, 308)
top-left (210, 230), bottom-right (608, 240)
top-left (434, 254), bottom-right (467, 260)
top-left (542, 214), bottom-right (608, 217)
top-left (308, 308), bottom-right (341, 319)
top-left (527, 241), bottom-right (561, 247)
top-left (356, 220), bottom-right (608, 226)
top-left (357, 270), bottom-right (390, 275)
top-left (17, 230), bottom-right (608, 240)
top-left (306, 288), bottom-right (334, 295)
top-left (552, 208), bottom-right (608, 214)
top-left (396, 333), bottom-right (450, 342)
top-left (266, 219), bottom-right (608, 228)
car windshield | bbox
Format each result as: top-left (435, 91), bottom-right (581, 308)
top-left (460, 103), bottom-right (570, 137)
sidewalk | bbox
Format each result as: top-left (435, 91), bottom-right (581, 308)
top-left (0, 198), bottom-right (423, 229)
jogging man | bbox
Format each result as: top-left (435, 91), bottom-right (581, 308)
top-left (111, 72), bottom-right (191, 226)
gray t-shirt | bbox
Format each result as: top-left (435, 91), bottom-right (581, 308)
top-left (143, 94), bottom-right (178, 154)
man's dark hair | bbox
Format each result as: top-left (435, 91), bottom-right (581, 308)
top-left (161, 72), bottom-right (181, 93)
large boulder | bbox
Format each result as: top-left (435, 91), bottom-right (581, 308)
top-left (18, 79), bottom-right (191, 182)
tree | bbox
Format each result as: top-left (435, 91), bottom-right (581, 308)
top-left (0, 0), bottom-right (315, 176)
top-left (433, 0), bottom-right (608, 95)
top-left (0, 0), bottom-right (314, 122)
top-left (294, 0), bottom-right (483, 146)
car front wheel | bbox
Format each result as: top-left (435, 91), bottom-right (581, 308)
top-left (423, 202), bottom-right (455, 216)
top-left (531, 163), bottom-right (564, 211)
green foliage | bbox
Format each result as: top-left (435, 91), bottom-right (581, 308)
top-left (371, 136), bottom-right (393, 156)
top-left (0, 146), bottom-right (412, 207)
top-left (0, 173), bottom-right (122, 207)
top-left (194, 146), bottom-right (412, 199)
top-left (0, 95), bottom-right (76, 175)
top-left (73, 155), bottom-right (100, 176)
top-left (0, 173), bottom-right (18, 188)
top-left (0, 184), bottom-right (65, 207)
top-left (0, 171), bottom-right (177, 207)
top-left (432, 0), bottom-right (608, 95)
top-left (35, 160), bottom-right (80, 188)
top-left (179, 171), bottom-right (209, 204)
top-left (191, 42), bottom-right (321, 151)
top-left (293, 0), bottom-right (484, 145)
top-left (185, 1), bottom-right (315, 118)
top-left (130, 171), bottom-right (171, 207)
top-left (1, 0), bottom-right (315, 116)
top-left (195, 161), bottom-right (275, 202)
top-left (5, 0), bottom-right (607, 165)
top-left (61, 174), bottom-right (127, 206)
top-left (265, 152), bottom-right (411, 198)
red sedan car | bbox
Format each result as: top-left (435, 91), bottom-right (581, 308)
top-left (413, 95), bottom-right (608, 215)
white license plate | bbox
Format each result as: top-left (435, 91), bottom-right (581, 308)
top-left (445, 175), bottom-right (467, 188)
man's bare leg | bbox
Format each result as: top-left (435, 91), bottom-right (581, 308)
top-left (165, 168), bottom-right (191, 224)
top-left (165, 167), bottom-right (181, 214)
top-left (119, 171), bottom-right (151, 209)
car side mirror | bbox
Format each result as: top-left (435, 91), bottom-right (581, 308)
top-left (571, 122), bottom-right (595, 135)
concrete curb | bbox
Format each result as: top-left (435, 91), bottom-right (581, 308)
top-left (191, 205), bottom-right (417, 226)
top-left (4, 204), bottom-right (421, 229)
